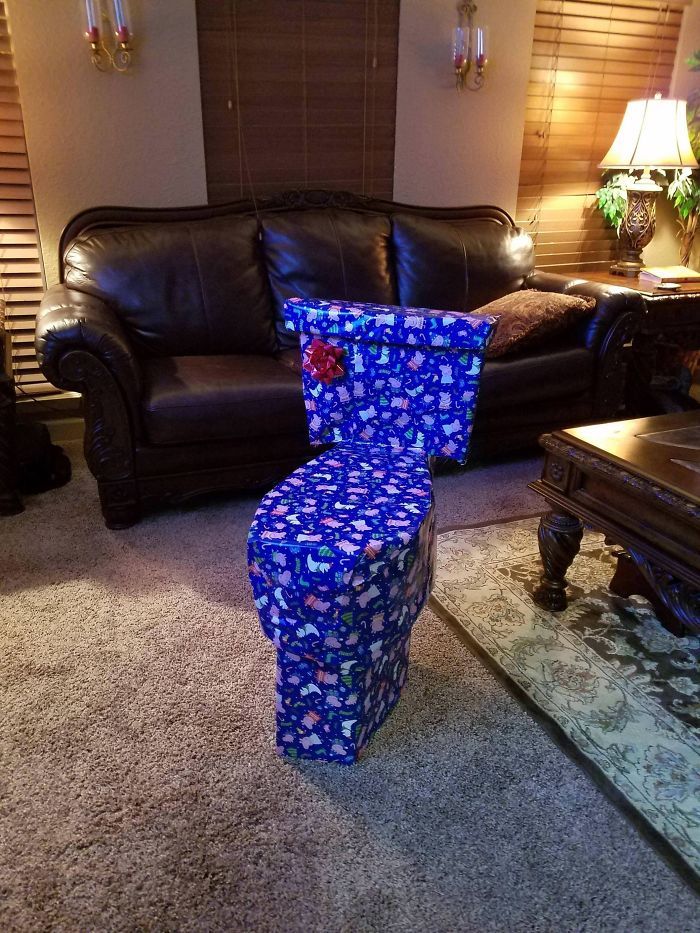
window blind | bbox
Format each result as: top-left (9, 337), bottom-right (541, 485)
top-left (515, 0), bottom-right (687, 273)
top-left (195, 0), bottom-right (399, 204)
top-left (0, 1), bottom-right (54, 396)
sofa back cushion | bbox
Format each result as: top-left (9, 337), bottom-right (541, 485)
top-left (392, 214), bottom-right (534, 313)
top-left (63, 214), bottom-right (277, 357)
top-left (262, 209), bottom-right (397, 349)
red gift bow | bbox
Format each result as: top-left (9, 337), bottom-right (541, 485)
top-left (302, 338), bottom-right (345, 384)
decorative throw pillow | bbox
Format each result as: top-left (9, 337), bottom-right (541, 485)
top-left (471, 289), bottom-right (596, 358)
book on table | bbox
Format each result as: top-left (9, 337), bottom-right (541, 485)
top-left (638, 265), bottom-right (700, 284)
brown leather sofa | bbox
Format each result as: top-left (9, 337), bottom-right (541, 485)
top-left (36, 189), bottom-right (642, 528)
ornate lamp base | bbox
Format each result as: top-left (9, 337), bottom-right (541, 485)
top-left (610, 178), bottom-right (661, 277)
top-left (610, 254), bottom-right (649, 277)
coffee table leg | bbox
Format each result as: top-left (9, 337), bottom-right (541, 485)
top-left (533, 510), bottom-right (583, 612)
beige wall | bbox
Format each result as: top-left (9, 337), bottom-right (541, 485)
top-left (672, 0), bottom-right (700, 270)
top-left (9, 0), bottom-right (698, 279)
top-left (393, 0), bottom-right (537, 214)
top-left (671, 0), bottom-right (700, 100)
top-left (7, 0), bottom-right (208, 286)
top-left (393, 0), bottom-right (699, 268)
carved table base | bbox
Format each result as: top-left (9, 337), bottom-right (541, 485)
top-left (609, 550), bottom-right (697, 637)
top-left (529, 414), bottom-right (700, 636)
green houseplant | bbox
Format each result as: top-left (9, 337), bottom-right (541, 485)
top-left (668, 168), bottom-right (700, 266)
top-left (595, 172), bottom-right (635, 233)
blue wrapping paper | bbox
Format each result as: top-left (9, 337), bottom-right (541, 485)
top-left (285, 297), bottom-right (495, 462)
top-left (274, 631), bottom-right (412, 764)
top-left (284, 296), bottom-right (495, 349)
top-left (248, 445), bottom-right (435, 763)
top-left (248, 298), bottom-right (492, 763)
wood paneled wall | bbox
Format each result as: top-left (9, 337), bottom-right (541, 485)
top-left (196, 0), bottom-right (399, 204)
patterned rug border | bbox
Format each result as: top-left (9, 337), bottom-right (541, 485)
top-left (436, 510), bottom-right (545, 535)
top-left (430, 517), bottom-right (700, 897)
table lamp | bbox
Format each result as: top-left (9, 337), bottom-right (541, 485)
top-left (599, 94), bottom-right (698, 276)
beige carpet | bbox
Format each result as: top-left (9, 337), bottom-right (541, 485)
top-left (1, 444), bottom-right (699, 932)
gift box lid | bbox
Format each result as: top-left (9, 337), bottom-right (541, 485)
top-left (284, 298), bottom-right (495, 350)
top-left (247, 445), bottom-right (433, 595)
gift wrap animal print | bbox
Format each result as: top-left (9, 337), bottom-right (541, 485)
top-left (247, 299), bottom-right (494, 763)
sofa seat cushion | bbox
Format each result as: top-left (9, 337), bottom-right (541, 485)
top-left (141, 355), bottom-right (307, 446)
top-left (477, 346), bottom-right (594, 414)
top-left (275, 347), bottom-right (303, 375)
top-left (272, 343), bottom-right (593, 419)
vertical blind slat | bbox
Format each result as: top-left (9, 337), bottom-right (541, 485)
top-left (0, 5), bottom-right (52, 394)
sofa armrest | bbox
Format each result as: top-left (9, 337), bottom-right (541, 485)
top-left (524, 270), bottom-right (584, 295)
top-left (524, 269), bottom-right (644, 354)
top-left (36, 284), bottom-right (141, 418)
top-left (525, 269), bottom-right (644, 419)
top-left (36, 285), bottom-right (141, 526)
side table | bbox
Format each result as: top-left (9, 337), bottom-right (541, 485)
top-left (580, 271), bottom-right (700, 415)
top-left (0, 371), bottom-right (23, 515)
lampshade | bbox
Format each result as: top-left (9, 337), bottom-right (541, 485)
top-left (599, 97), bottom-right (698, 170)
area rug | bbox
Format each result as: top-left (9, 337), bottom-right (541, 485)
top-left (431, 517), bottom-right (700, 890)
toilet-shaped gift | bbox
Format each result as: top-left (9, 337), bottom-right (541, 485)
top-left (247, 299), bottom-right (495, 763)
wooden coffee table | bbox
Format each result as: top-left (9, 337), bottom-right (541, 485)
top-left (529, 412), bottom-right (700, 635)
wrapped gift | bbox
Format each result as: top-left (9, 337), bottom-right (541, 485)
top-left (284, 297), bottom-right (495, 462)
top-left (274, 628), bottom-right (412, 764)
top-left (248, 446), bottom-right (435, 763)
top-left (248, 300), bottom-right (493, 764)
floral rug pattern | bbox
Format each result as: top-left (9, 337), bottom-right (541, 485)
top-left (432, 518), bottom-right (700, 884)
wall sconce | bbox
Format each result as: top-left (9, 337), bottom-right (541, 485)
top-left (453, 2), bottom-right (488, 91)
top-left (83, 0), bottom-right (134, 72)
top-left (599, 95), bottom-right (698, 276)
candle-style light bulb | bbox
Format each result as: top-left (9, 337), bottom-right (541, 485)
top-left (84, 0), bottom-right (101, 43)
top-left (112, 0), bottom-right (132, 44)
top-left (453, 26), bottom-right (467, 72)
top-left (475, 26), bottom-right (488, 70)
